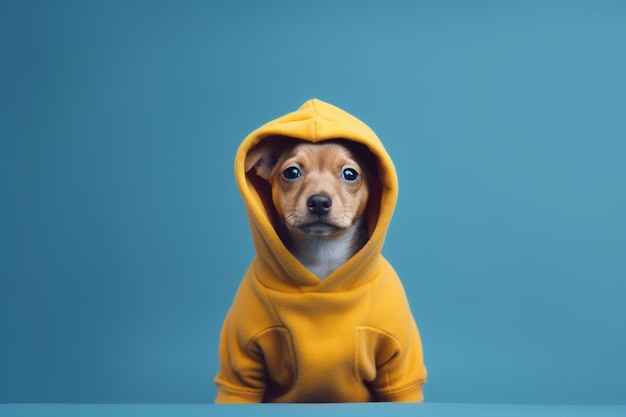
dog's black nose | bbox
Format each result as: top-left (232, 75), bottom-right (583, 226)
top-left (307, 194), bottom-right (332, 215)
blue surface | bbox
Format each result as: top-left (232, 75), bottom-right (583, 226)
top-left (1, 0), bottom-right (626, 405)
top-left (2, 404), bottom-right (626, 417)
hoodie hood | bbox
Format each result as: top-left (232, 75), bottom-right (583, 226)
top-left (235, 99), bottom-right (398, 293)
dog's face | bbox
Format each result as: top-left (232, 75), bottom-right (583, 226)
top-left (246, 140), bottom-right (370, 239)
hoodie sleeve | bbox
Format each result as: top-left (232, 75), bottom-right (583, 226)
top-left (357, 322), bottom-right (426, 402)
top-left (359, 262), bottom-right (427, 402)
top-left (374, 323), bottom-right (426, 402)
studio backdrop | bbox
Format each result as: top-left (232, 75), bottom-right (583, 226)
top-left (1, 0), bottom-right (625, 404)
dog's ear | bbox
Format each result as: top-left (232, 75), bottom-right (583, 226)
top-left (245, 136), bottom-right (296, 180)
top-left (245, 144), bottom-right (274, 180)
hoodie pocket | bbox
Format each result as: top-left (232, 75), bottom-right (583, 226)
top-left (355, 326), bottom-right (403, 384)
top-left (247, 327), bottom-right (296, 394)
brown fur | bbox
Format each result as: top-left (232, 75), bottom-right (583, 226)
top-left (245, 139), bottom-right (371, 278)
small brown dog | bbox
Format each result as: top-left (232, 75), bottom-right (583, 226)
top-left (245, 139), bottom-right (372, 278)
top-left (217, 100), bottom-right (426, 403)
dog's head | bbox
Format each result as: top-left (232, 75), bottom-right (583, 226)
top-left (245, 138), bottom-right (373, 239)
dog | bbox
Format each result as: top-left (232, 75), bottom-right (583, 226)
top-left (216, 100), bottom-right (426, 403)
top-left (245, 139), bottom-right (372, 278)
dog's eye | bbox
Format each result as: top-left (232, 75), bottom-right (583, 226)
top-left (282, 166), bottom-right (302, 180)
top-left (341, 168), bottom-right (359, 182)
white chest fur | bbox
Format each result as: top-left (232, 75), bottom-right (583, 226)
top-left (290, 220), bottom-right (366, 279)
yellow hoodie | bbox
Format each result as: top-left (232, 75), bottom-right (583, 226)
top-left (215, 99), bottom-right (427, 403)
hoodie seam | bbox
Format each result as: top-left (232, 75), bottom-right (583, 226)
top-left (260, 285), bottom-right (287, 325)
top-left (311, 99), bottom-right (319, 141)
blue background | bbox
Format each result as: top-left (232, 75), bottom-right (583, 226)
top-left (1, 0), bottom-right (625, 405)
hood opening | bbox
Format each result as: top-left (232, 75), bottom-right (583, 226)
top-left (244, 135), bottom-right (383, 255)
